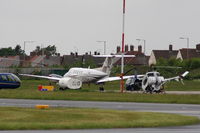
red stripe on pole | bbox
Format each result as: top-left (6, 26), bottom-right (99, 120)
top-left (123, 0), bottom-right (126, 13)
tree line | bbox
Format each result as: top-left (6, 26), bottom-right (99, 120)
top-left (155, 57), bottom-right (200, 79)
top-left (0, 45), bottom-right (58, 56)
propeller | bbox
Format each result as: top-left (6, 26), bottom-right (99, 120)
top-left (178, 71), bottom-right (189, 85)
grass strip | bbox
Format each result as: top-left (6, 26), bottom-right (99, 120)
top-left (1, 80), bottom-right (200, 104)
top-left (0, 107), bottom-right (199, 130)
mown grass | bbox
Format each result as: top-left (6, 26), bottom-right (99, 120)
top-left (18, 79), bottom-right (200, 91)
top-left (0, 80), bottom-right (200, 104)
top-left (0, 107), bottom-right (199, 130)
top-left (165, 80), bottom-right (200, 91)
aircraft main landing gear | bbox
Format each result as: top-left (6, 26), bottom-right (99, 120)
top-left (99, 83), bottom-right (105, 92)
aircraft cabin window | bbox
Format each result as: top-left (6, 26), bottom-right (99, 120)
top-left (1, 75), bottom-right (8, 81)
top-left (7, 75), bottom-right (15, 82)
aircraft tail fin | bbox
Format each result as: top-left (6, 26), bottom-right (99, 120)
top-left (93, 55), bottom-right (135, 76)
top-left (101, 57), bottom-right (113, 76)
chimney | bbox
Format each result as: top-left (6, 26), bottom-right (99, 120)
top-left (70, 52), bottom-right (74, 56)
top-left (196, 44), bottom-right (200, 52)
top-left (125, 45), bottom-right (128, 52)
top-left (117, 46), bottom-right (121, 53)
top-left (130, 45), bottom-right (134, 51)
top-left (169, 44), bottom-right (173, 51)
top-left (75, 52), bottom-right (78, 57)
top-left (138, 45), bottom-right (142, 53)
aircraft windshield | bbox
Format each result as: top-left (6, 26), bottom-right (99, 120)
top-left (147, 73), bottom-right (154, 77)
top-left (11, 74), bottom-right (21, 82)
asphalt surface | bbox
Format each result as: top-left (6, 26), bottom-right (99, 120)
top-left (0, 99), bottom-right (200, 133)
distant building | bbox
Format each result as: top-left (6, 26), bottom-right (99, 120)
top-left (148, 45), bottom-right (178, 66)
top-left (114, 45), bottom-right (149, 66)
top-left (177, 44), bottom-right (200, 60)
top-left (22, 51), bottom-right (61, 67)
top-left (61, 52), bottom-right (105, 67)
top-left (0, 56), bottom-right (20, 67)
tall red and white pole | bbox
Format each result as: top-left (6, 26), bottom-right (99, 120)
top-left (120, 0), bottom-right (126, 93)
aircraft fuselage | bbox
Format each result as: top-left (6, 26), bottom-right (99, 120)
top-left (64, 68), bottom-right (108, 83)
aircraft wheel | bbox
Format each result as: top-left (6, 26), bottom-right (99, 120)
top-left (145, 86), bottom-right (153, 94)
top-left (59, 88), bottom-right (64, 90)
top-left (59, 87), bottom-right (69, 90)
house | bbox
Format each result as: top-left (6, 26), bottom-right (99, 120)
top-left (0, 56), bottom-right (20, 68)
top-left (114, 45), bottom-right (149, 66)
top-left (177, 44), bottom-right (200, 60)
top-left (22, 51), bottom-right (61, 67)
top-left (61, 52), bottom-right (105, 67)
top-left (148, 45), bottom-right (178, 66)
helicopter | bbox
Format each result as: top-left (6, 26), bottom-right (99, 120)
top-left (125, 71), bottom-right (189, 93)
top-left (0, 73), bottom-right (21, 89)
top-left (0, 57), bottom-right (22, 89)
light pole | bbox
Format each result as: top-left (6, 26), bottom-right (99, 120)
top-left (180, 37), bottom-right (189, 59)
top-left (97, 41), bottom-right (106, 55)
top-left (23, 41), bottom-right (35, 60)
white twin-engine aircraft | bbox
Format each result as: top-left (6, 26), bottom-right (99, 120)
top-left (20, 55), bottom-right (135, 90)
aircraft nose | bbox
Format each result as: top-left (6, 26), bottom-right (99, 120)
top-left (17, 82), bottom-right (21, 88)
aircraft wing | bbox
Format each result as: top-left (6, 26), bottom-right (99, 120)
top-left (97, 75), bottom-right (144, 83)
top-left (19, 74), bottom-right (61, 81)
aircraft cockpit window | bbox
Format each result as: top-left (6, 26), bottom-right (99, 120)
top-left (147, 73), bottom-right (154, 77)
top-left (0, 75), bottom-right (8, 81)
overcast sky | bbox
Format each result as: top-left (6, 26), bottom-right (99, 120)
top-left (0, 0), bottom-right (200, 55)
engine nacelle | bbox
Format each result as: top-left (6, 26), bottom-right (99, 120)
top-left (58, 77), bottom-right (82, 89)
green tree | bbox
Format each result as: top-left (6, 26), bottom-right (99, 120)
top-left (14, 45), bottom-right (24, 55)
top-left (33, 45), bottom-right (58, 56)
top-left (0, 47), bottom-right (15, 56)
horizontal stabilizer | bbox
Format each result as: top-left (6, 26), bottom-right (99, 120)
top-left (181, 71), bottom-right (189, 77)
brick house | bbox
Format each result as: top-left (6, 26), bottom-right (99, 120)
top-left (177, 44), bottom-right (200, 60)
top-left (148, 45), bottom-right (178, 66)
top-left (114, 45), bottom-right (149, 66)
